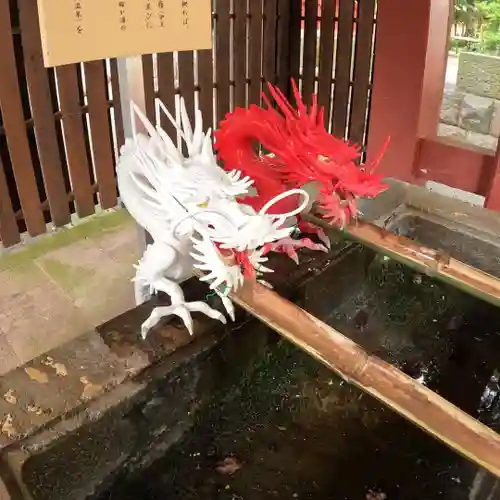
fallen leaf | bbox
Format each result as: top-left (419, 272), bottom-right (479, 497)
top-left (1, 414), bottom-right (16, 438)
top-left (42, 357), bottom-right (68, 376)
top-left (79, 376), bottom-right (102, 400)
top-left (25, 367), bottom-right (49, 384)
top-left (52, 362), bottom-right (68, 376)
top-left (4, 390), bottom-right (17, 404)
top-left (216, 457), bottom-right (242, 476)
top-left (26, 404), bottom-right (44, 416)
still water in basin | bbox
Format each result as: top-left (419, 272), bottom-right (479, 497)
top-left (96, 252), bottom-right (500, 500)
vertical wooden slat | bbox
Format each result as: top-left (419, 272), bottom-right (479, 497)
top-left (276, 0), bottom-right (291, 93)
top-left (317, 0), bottom-right (336, 127)
top-left (288, 0), bottom-right (302, 95)
top-left (18, 0), bottom-right (71, 227)
top-left (110, 59), bottom-right (125, 149)
top-left (349, 0), bottom-right (376, 147)
top-left (56, 65), bottom-right (95, 217)
top-left (233, 0), bottom-right (247, 108)
top-left (302, 0), bottom-right (318, 105)
top-left (0, 2), bottom-right (45, 236)
top-left (178, 51), bottom-right (196, 126)
top-left (0, 155), bottom-right (20, 247)
top-left (262, 0), bottom-right (278, 87)
top-left (248, 0), bottom-right (263, 106)
top-left (85, 60), bottom-right (117, 209)
top-left (198, 49), bottom-right (214, 131)
top-left (157, 53), bottom-right (176, 138)
top-left (332, 0), bottom-right (355, 137)
top-left (216, 0), bottom-right (231, 122)
top-left (141, 54), bottom-right (156, 123)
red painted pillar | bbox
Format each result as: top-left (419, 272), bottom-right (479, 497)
top-left (366, 0), bottom-right (432, 182)
top-left (484, 141), bottom-right (500, 210)
top-left (418, 0), bottom-right (453, 139)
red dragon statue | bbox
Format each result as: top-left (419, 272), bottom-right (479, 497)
top-left (214, 79), bottom-right (390, 263)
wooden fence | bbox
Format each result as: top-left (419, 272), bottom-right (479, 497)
top-left (0, 0), bottom-right (376, 249)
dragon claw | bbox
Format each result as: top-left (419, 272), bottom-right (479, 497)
top-left (285, 246), bottom-right (300, 264)
top-left (298, 221), bottom-right (331, 248)
top-left (265, 235), bottom-right (328, 265)
top-left (219, 294), bottom-right (235, 321)
top-left (140, 301), bottom-right (227, 339)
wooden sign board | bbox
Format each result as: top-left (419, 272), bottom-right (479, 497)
top-left (37, 0), bottom-right (212, 67)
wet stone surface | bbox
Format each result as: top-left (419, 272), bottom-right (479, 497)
top-left (0, 240), bottom-right (349, 500)
top-left (94, 241), bottom-right (500, 500)
top-left (5, 207), bottom-right (500, 500)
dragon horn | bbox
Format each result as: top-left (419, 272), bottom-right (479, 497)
top-left (130, 101), bottom-right (160, 141)
top-left (366, 136), bottom-right (391, 173)
top-left (291, 78), bottom-right (308, 117)
top-left (155, 99), bottom-right (181, 136)
top-left (310, 93), bottom-right (318, 124)
top-left (179, 97), bottom-right (194, 152)
top-left (155, 126), bottom-right (184, 165)
top-left (191, 108), bottom-right (205, 155)
top-left (261, 91), bottom-right (284, 119)
top-left (318, 106), bottom-right (325, 126)
top-left (201, 128), bottom-right (218, 164)
top-left (153, 99), bottom-right (184, 164)
top-left (266, 82), bottom-right (296, 120)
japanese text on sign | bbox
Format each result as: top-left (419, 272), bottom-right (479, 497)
top-left (74, 0), bottom-right (83, 34)
top-left (36, 0), bottom-right (212, 67)
top-left (118, 1), bottom-right (126, 31)
top-left (145, 1), bottom-right (153, 29)
top-left (158, 0), bottom-right (165, 28)
top-left (181, 0), bottom-right (189, 27)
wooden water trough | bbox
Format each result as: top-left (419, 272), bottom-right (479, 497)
top-left (196, 182), bottom-right (500, 481)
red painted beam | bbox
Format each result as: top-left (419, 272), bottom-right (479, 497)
top-left (416, 138), bottom-right (495, 196)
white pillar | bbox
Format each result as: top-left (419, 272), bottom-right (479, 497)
top-left (116, 56), bottom-right (152, 248)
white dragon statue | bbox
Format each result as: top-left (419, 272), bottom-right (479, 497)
top-left (116, 97), bottom-right (310, 339)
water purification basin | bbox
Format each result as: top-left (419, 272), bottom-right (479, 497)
top-left (90, 211), bottom-right (500, 500)
top-left (4, 182), bottom-right (500, 500)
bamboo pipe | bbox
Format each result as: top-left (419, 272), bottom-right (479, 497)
top-left (304, 213), bottom-right (500, 309)
top-left (223, 279), bottom-right (500, 479)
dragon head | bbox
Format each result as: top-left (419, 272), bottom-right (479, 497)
top-left (258, 79), bottom-right (390, 227)
top-left (184, 188), bottom-right (310, 291)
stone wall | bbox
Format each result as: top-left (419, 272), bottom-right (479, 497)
top-left (438, 89), bottom-right (500, 151)
top-left (457, 52), bottom-right (500, 100)
top-left (438, 52), bottom-right (500, 151)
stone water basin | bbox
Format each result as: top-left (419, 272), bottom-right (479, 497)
top-left (4, 188), bottom-right (500, 500)
top-left (86, 212), bottom-right (500, 500)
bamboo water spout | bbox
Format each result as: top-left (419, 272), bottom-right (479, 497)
top-left (222, 279), bottom-right (500, 479)
top-left (305, 213), bottom-right (500, 309)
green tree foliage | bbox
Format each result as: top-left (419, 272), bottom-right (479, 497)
top-left (454, 0), bottom-right (482, 35)
top-left (476, 0), bottom-right (500, 53)
top-left (452, 0), bottom-right (500, 54)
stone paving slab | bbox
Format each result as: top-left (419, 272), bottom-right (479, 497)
top-left (0, 209), bottom-right (140, 374)
top-left (36, 238), bottom-right (135, 328)
top-left (0, 262), bottom-right (91, 367)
